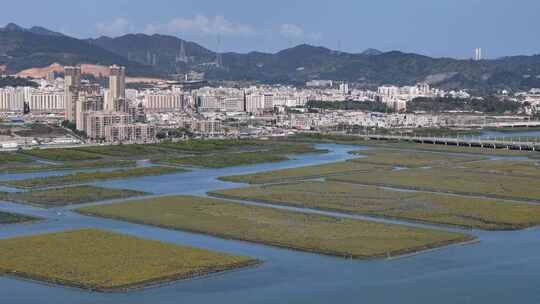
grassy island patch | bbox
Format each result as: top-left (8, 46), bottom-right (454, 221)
top-left (0, 211), bottom-right (38, 224)
top-left (461, 160), bottom-right (540, 178)
top-left (77, 196), bottom-right (474, 259)
top-left (21, 149), bottom-right (103, 161)
top-left (219, 161), bottom-right (388, 184)
top-left (73, 144), bottom-right (170, 158)
top-left (0, 229), bottom-right (258, 292)
top-left (158, 142), bottom-right (325, 168)
top-left (350, 149), bottom-right (485, 167)
top-left (159, 139), bottom-right (267, 153)
top-left (0, 152), bottom-right (31, 164)
top-left (211, 181), bottom-right (540, 230)
top-left (329, 167), bottom-right (540, 202)
top-left (0, 186), bottom-right (148, 208)
top-left (158, 151), bottom-right (288, 168)
top-left (0, 160), bottom-right (137, 174)
top-left (1, 166), bottom-right (187, 189)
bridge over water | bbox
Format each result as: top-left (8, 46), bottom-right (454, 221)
top-left (344, 133), bottom-right (540, 151)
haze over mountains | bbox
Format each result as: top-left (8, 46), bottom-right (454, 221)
top-left (1, 23), bottom-right (540, 91)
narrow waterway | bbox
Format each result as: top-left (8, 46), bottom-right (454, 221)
top-left (0, 143), bottom-right (539, 304)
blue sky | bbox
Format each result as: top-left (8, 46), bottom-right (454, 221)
top-left (2, 0), bottom-right (539, 58)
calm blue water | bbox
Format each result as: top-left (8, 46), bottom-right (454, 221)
top-left (0, 143), bottom-right (539, 304)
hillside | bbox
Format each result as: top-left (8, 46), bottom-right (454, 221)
top-left (93, 34), bottom-right (540, 91)
top-left (0, 24), bottom-right (156, 77)
top-left (88, 34), bottom-right (216, 76)
top-left (2, 23), bottom-right (540, 90)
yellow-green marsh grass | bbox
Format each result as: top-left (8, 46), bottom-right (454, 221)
top-left (0, 229), bottom-right (258, 292)
top-left (0, 166), bottom-right (187, 189)
top-left (0, 186), bottom-right (148, 208)
top-left (211, 181), bottom-right (540, 230)
top-left (219, 161), bottom-right (389, 184)
top-left (77, 196), bottom-right (474, 259)
top-left (21, 148), bottom-right (103, 161)
top-left (0, 160), bottom-right (136, 174)
top-left (158, 151), bottom-right (288, 168)
top-left (460, 160), bottom-right (540, 178)
top-left (351, 149), bottom-right (485, 168)
top-left (329, 167), bottom-right (540, 202)
top-left (0, 211), bottom-right (38, 224)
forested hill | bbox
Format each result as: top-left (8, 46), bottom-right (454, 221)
top-left (2, 23), bottom-right (540, 90)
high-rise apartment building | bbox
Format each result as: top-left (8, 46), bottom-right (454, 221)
top-left (0, 87), bottom-right (25, 112)
top-left (107, 65), bottom-right (126, 111)
top-left (474, 48), bottom-right (483, 61)
top-left (64, 66), bottom-right (81, 122)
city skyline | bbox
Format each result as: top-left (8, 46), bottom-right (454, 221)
top-left (1, 0), bottom-right (540, 59)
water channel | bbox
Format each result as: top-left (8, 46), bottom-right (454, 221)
top-left (0, 142), bottom-right (539, 304)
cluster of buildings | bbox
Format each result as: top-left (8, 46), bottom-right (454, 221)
top-left (280, 111), bottom-right (472, 130)
top-left (2, 66), bottom-right (539, 145)
top-left (63, 65), bottom-right (156, 143)
top-left (195, 86), bottom-right (310, 113)
top-left (0, 86), bottom-right (65, 113)
top-left (515, 88), bottom-right (540, 115)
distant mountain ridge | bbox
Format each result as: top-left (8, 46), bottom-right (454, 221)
top-left (2, 23), bottom-right (540, 90)
top-left (0, 23), bottom-right (65, 37)
top-left (0, 23), bottom-right (156, 77)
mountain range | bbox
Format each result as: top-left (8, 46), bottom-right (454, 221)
top-left (2, 23), bottom-right (540, 91)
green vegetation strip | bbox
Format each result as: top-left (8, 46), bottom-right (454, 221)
top-left (461, 160), bottom-right (540, 178)
top-left (219, 161), bottom-right (389, 184)
top-left (0, 186), bottom-right (148, 208)
top-left (77, 196), bottom-right (474, 259)
top-left (350, 149), bottom-right (485, 168)
top-left (159, 139), bottom-right (268, 153)
top-left (158, 142), bottom-right (325, 168)
top-left (74, 144), bottom-right (172, 157)
top-left (211, 181), bottom-right (540, 230)
top-left (329, 167), bottom-right (540, 202)
top-left (0, 160), bottom-right (136, 174)
top-left (159, 151), bottom-right (288, 168)
top-left (1, 166), bottom-right (187, 189)
top-left (0, 211), bottom-right (38, 224)
top-left (21, 149), bottom-right (103, 161)
top-left (0, 229), bottom-right (258, 292)
top-left (0, 152), bottom-right (31, 164)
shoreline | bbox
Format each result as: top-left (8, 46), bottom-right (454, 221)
top-left (0, 167), bottom-right (189, 190)
top-left (0, 259), bottom-right (262, 293)
top-left (327, 178), bottom-right (540, 205)
top-left (76, 210), bottom-right (476, 261)
top-left (208, 192), bottom-right (537, 231)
